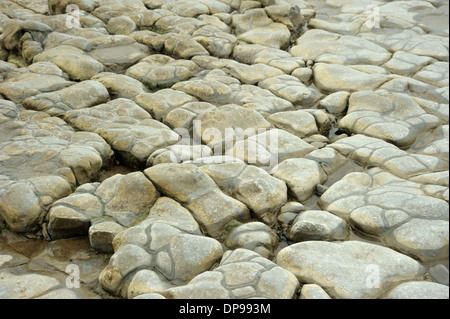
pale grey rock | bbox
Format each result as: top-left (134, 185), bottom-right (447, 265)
top-left (88, 35), bottom-right (149, 73)
top-left (319, 91), bottom-right (350, 115)
top-left (0, 62), bottom-right (73, 103)
top-left (313, 63), bottom-right (392, 92)
top-left (268, 110), bottom-right (318, 138)
top-left (329, 134), bottom-right (448, 179)
top-left (224, 222), bottom-right (279, 259)
top-left (227, 129), bottom-right (315, 170)
top-left (429, 264), bottom-right (449, 286)
top-left (64, 98), bottom-right (180, 165)
top-left (291, 29), bottom-right (391, 66)
top-left (340, 91), bottom-right (442, 147)
top-left (91, 72), bottom-right (148, 100)
top-left (289, 210), bottom-right (349, 242)
top-left (34, 45), bottom-right (105, 81)
top-left (272, 158), bottom-right (327, 202)
top-left (126, 54), bottom-right (200, 90)
top-left (192, 160), bottom-right (287, 225)
top-left (276, 241), bottom-right (426, 299)
top-left (259, 74), bottom-right (314, 105)
top-left (386, 281), bottom-right (449, 299)
top-left (107, 16), bottom-right (137, 35)
top-left (136, 88), bottom-right (198, 122)
top-left (300, 284), bottom-right (332, 299)
top-left (0, 270), bottom-right (60, 299)
top-left (164, 248), bottom-right (299, 299)
top-left (144, 163), bottom-right (250, 240)
top-left (100, 196), bottom-right (223, 298)
top-left (22, 80), bottom-right (109, 117)
top-left (319, 168), bottom-right (449, 262)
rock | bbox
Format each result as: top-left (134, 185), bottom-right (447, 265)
top-left (258, 74), bottom-right (314, 105)
top-left (319, 91), bottom-right (350, 115)
top-left (89, 221), bottom-right (126, 253)
top-left (313, 63), bottom-right (392, 92)
top-left (64, 98), bottom-right (180, 166)
top-left (299, 284), bottom-right (332, 299)
top-left (0, 270), bottom-right (60, 299)
top-left (272, 158), bottom-right (327, 202)
top-left (99, 196), bottom-right (224, 297)
top-left (107, 16), bottom-right (137, 35)
top-left (319, 168), bottom-right (449, 262)
top-left (304, 147), bottom-right (348, 176)
top-left (232, 43), bottom-right (305, 74)
top-left (193, 104), bottom-right (271, 150)
top-left (383, 51), bottom-right (433, 77)
top-left (144, 163), bottom-right (250, 239)
top-left (162, 33), bottom-right (210, 59)
top-left (88, 35), bottom-right (150, 73)
top-left (413, 61), bottom-right (449, 88)
top-left (288, 210), bottom-right (349, 242)
top-left (191, 159), bottom-right (287, 225)
top-left (340, 91), bottom-right (442, 147)
top-left (227, 129), bottom-right (315, 170)
top-left (147, 144), bottom-right (213, 166)
top-left (291, 29), bottom-right (391, 65)
top-left (34, 45), bottom-right (105, 81)
top-left (164, 248), bottom-right (299, 299)
top-left (136, 88), bottom-right (198, 122)
top-left (192, 25), bottom-right (237, 58)
top-left (428, 264), bottom-right (449, 286)
top-left (386, 281), bottom-right (449, 299)
top-left (47, 172), bottom-right (159, 241)
top-left (224, 222), bottom-right (279, 259)
top-left (0, 62), bottom-right (73, 104)
top-left (276, 241), bottom-right (425, 299)
top-left (22, 80), bottom-right (109, 117)
top-left (28, 236), bottom-right (109, 286)
top-left (91, 72), bottom-right (148, 100)
top-left (329, 134), bottom-right (448, 179)
top-left (164, 101), bottom-right (217, 130)
top-left (126, 54), bottom-right (200, 90)
top-left (268, 110), bottom-right (318, 138)
top-left (0, 104), bottom-right (112, 233)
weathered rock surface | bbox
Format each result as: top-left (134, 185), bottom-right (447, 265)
top-left (0, 0), bottom-right (448, 300)
top-left (276, 241), bottom-right (426, 299)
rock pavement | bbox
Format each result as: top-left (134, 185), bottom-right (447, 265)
top-left (0, 0), bottom-right (448, 299)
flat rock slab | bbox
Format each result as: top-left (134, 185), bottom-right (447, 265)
top-left (340, 91), bottom-right (442, 147)
top-left (126, 54), bottom-right (200, 90)
top-left (190, 158), bottom-right (287, 225)
top-left (318, 168), bottom-right (449, 262)
top-left (22, 80), bottom-right (110, 117)
top-left (0, 62), bottom-right (74, 104)
top-left (64, 98), bottom-right (180, 165)
top-left (276, 241), bottom-right (425, 299)
top-left (144, 163), bottom-right (250, 240)
top-left (164, 248), bottom-right (299, 299)
top-left (291, 29), bottom-right (391, 65)
top-left (313, 63), bottom-right (392, 92)
top-left (0, 103), bottom-right (112, 233)
top-left (46, 171), bottom-right (159, 241)
top-left (34, 45), bottom-right (105, 81)
top-left (386, 281), bottom-right (449, 299)
top-left (99, 196), bottom-right (223, 298)
top-left (329, 134), bottom-right (448, 179)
